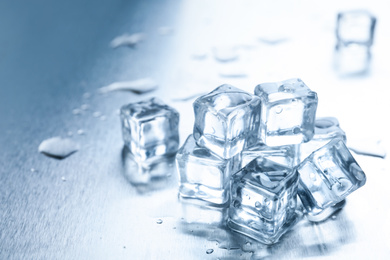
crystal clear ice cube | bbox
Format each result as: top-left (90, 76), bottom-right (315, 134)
top-left (300, 117), bottom-right (346, 161)
top-left (176, 135), bottom-right (240, 205)
top-left (336, 10), bottom-right (376, 46)
top-left (120, 98), bottom-right (180, 161)
top-left (254, 78), bottom-right (318, 146)
top-left (241, 143), bottom-right (299, 169)
top-left (227, 157), bottom-right (299, 244)
top-left (193, 84), bottom-right (261, 159)
top-left (297, 138), bottom-right (366, 220)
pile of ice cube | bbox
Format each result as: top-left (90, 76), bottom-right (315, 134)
top-left (119, 78), bottom-right (366, 245)
top-left (176, 78), bottom-right (366, 244)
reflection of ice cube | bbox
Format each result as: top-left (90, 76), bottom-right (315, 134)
top-left (227, 157), bottom-right (299, 244)
top-left (120, 98), bottom-right (180, 161)
top-left (193, 85), bottom-right (261, 159)
top-left (334, 44), bottom-right (371, 76)
top-left (241, 143), bottom-right (299, 169)
top-left (297, 138), bottom-right (366, 221)
top-left (336, 10), bottom-right (376, 46)
top-left (176, 135), bottom-right (240, 205)
top-left (179, 197), bottom-right (227, 226)
top-left (305, 199), bottom-right (346, 222)
top-left (254, 78), bottom-right (318, 146)
top-left (300, 117), bottom-right (346, 161)
top-left (122, 146), bottom-right (176, 185)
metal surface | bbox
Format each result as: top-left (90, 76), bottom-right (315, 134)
top-left (1, 0), bottom-right (390, 259)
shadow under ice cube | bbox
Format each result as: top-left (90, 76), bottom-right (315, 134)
top-left (193, 84), bottom-right (261, 159)
top-left (227, 157), bottom-right (299, 245)
top-left (254, 78), bottom-right (318, 146)
top-left (120, 98), bottom-right (180, 161)
top-left (176, 135), bottom-right (239, 205)
top-left (297, 138), bottom-right (366, 221)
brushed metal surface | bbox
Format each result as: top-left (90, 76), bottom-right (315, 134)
top-left (1, 0), bottom-right (390, 259)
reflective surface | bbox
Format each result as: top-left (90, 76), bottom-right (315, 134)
top-left (1, 0), bottom-right (390, 259)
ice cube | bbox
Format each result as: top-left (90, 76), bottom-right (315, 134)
top-left (193, 84), bottom-right (261, 159)
top-left (120, 98), bottom-right (180, 161)
top-left (335, 11), bottom-right (376, 76)
top-left (336, 10), bottom-right (376, 47)
top-left (227, 157), bottom-right (299, 244)
top-left (254, 78), bottom-right (318, 146)
top-left (297, 138), bottom-right (366, 221)
top-left (176, 135), bottom-right (240, 205)
top-left (300, 117), bottom-right (346, 161)
top-left (241, 143), bottom-right (299, 169)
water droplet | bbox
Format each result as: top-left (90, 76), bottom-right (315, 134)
top-left (99, 78), bottom-right (158, 94)
top-left (255, 201), bottom-right (261, 209)
top-left (275, 106), bottom-right (283, 114)
top-left (278, 84), bottom-right (295, 93)
top-left (213, 46), bottom-right (238, 62)
top-left (83, 92), bottom-right (91, 99)
top-left (156, 219), bottom-right (163, 224)
top-left (61, 176), bottom-right (66, 182)
top-left (77, 130), bottom-right (85, 135)
top-left (293, 127), bottom-right (301, 134)
top-left (233, 200), bottom-right (240, 208)
top-left (93, 111), bottom-right (102, 118)
top-left (72, 108), bottom-right (82, 115)
top-left (30, 168), bottom-right (37, 172)
top-left (245, 241), bottom-right (251, 246)
top-left (38, 137), bottom-right (80, 159)
top-left (81, 104), bottom-right (90, 110)
top-left (331, 215), bottom-right (337, 220)
top-left (206, 249), bottom-right (214, 254)
top-left (110, 33), bottom-right (145, 48)
top-left (158, 26), bottom-right (173, 36)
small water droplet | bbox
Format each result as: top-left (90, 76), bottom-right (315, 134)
top-left (233, 200), bottom-right (240, 208)
top-left (110, 33), bottom-right (145, 48)
top-left (293, 127), bottom-right (301, 134)
top-left (245, 241), bottom-right (251, 246)
top-left (93, 111), bottom-right (102, 118)
top-left (206, 249), bottom-right (214, 254)
top-left (72, 108), bottom-right (82, 115)
top-left (61, 176), bottom-right (66, 182)
top-left (83, 92), bottom-right (91, 99)
top-left (331, 215), bottom-right (337, 220)
top-left (38, 137), bottom-right (80, 159)
top-left (275, 106), bottom-right (283, 114)
top-left (30, 168), bottom-right (37, 172)
top-left (77, 129), bottom-right (85, 135)
top-left (156, 219), bottom-right (163, 224)
top-left (99, 78), bottom-right (158, 94)
top-left (81, 104), bottom-right (90, 110)
top-left (255, 201), bottom-right (261, 209)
